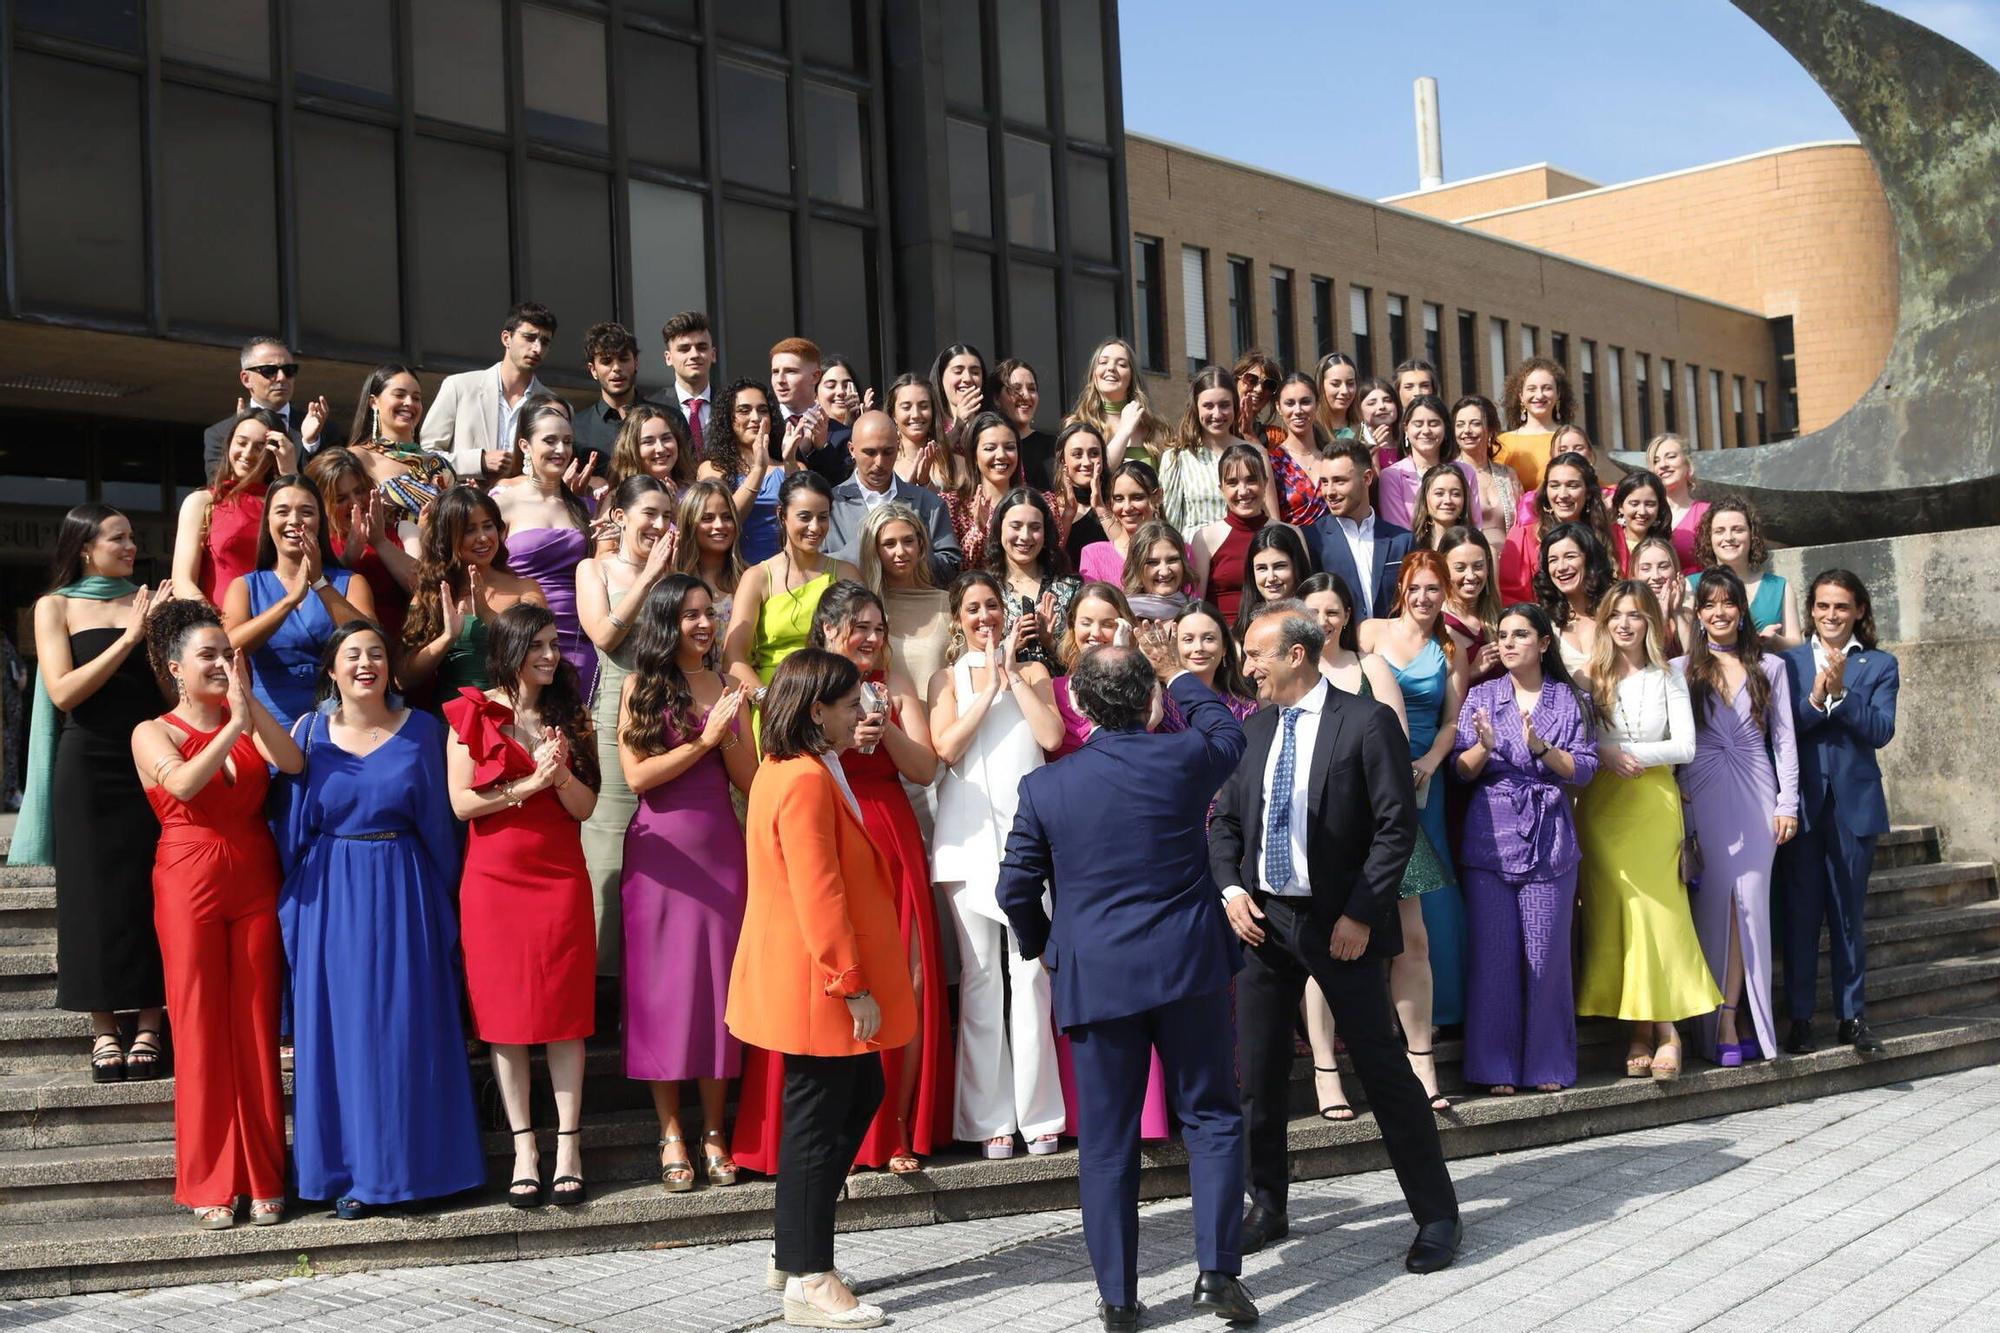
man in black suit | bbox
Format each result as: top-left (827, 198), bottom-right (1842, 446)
top-left (1209, 600), bottom-right (1461, 1273)
top-left (201, 335), bottom-right (333, 475)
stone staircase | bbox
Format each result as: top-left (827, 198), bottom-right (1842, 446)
top-left (3, 824), bottom-right (1997, 1298)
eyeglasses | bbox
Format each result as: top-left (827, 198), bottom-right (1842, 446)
top-left (1238, 374), bottom-right (1279, 392)
top-left (246, 363), bottom-right (300, 380)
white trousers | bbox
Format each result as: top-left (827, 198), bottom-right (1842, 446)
top-left (943, 884), bottom-right (1066, 1141)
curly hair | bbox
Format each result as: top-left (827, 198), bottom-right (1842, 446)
top-left (486, 602), bottom-right (600, 792)
top-left (143, 597), bottom-right (225, 701)
top-left (1534, 452), bottom-right (1618, 555)
top-left (404, 486), bottom-right (509, 655)
top-left (620, 574), bottom-right (715, 758)
top-left (1502, 355), bottom-right (1575, 429)
top-left (1694, 496), bottom-right (1769, 570)
top-left (699, 378), bottom-right (776, 481)
top-left (1533, 520), bottom-right (1617, 629)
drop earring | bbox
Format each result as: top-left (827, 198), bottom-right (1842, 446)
top-left (370, 405), bottom-right (380, 442)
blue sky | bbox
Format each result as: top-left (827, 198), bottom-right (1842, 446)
top-left (1118, 0), bottom-right (2000, 201)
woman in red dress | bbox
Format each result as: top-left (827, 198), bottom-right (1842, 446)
top-left (130, 599), bottom-right (302, 1228)
top-left (443, 603), bottom-right (600, 1208)
top-left (169, 407), bottom-right (288, 606)
top-left (733, 580), bottom-right (950, 1176)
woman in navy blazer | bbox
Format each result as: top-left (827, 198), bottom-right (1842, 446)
top-left (1779, 569), bottom-right (1899, 1055)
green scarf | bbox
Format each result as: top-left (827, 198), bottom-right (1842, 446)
top-left (8, 577), bottom-right (140, 867)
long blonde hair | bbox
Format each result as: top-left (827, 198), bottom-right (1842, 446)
top-left (1583, 579), bottom-right (1672, 727)
top-left (856, 501), bottom-right (936, 592)
top-left (1068, 337), bottom-right (1163, 452)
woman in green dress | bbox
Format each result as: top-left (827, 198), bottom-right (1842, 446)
top-left (399, 487), bottom-right (545, 703)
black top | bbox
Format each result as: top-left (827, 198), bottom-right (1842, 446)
top-left (1018, 428), bottom-right (1059, 492)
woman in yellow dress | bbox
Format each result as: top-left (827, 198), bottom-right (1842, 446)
top-left (1574, 580), bottom-right (1722, 1081)
top-left (1493, 356), bottom-right (1573, 495)
top-left (722, 472), bottom-right (863, 743)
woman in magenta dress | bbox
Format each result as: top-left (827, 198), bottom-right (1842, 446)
top-left (493, 395), bottom-right (600, 702)
top-left (1646, 433), bottom-right (1710, 573)
top-left (1675, 566), bottom-right (1799, 1066)
top-left (1189, 442), bottom-right (1275, 623)
top-left (444, 603), bottom-right (599, 1208)
top-left (616, 574), bottom-right (755, 1191)
top-left (171, 407), bottom-right (286, 607)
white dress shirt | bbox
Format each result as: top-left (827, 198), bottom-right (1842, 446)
top-left (1334, 511), bottom-right (1378, 616)
top-left (818, 751), bottom-right (864, 824)
top-left (495, 366), bottom-right (544, 457)
top-left (858, 473), bottom-right (899, 511)
top-left (1810, 634), bottom-right (1861, 713)
top-left (1222, 677), bottom-right (1330, 902)
top-left (680, 384), bottom-right (711, 440)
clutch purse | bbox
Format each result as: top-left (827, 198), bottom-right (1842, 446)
top-left (1680, 830), bottom-right (1703, 890)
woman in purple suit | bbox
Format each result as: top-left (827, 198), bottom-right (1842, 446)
top-left (1675, 567), bottom-right (1798, 1067)
top-left (1451, 603), bottom-right (1598, 1094)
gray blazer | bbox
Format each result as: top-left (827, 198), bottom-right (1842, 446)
top-left (825, 478), bottom-right (963, 586)
top-left (418, 363), bottom-right (545, 477)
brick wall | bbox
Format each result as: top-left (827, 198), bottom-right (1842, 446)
top-left (1387, 165), bottom-right (1600, 222)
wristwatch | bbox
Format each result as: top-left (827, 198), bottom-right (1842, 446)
top-left (310, 575), bottom-right (329, 592)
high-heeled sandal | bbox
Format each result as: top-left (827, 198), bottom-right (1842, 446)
top-left (192, 1204), bottom-right (235, 1230)
top-left (249, 1197), bottom-right (284, 1226)
top-left (124, 1029), bottom-right (165, 1081)
top-left (550, 1128), bottom-right (586, 1206)
top-left (701, 1128), bottom-right (738, 1187)
top-left (506, 1127), bottom-right (543, 1209)
top-left (658, 1134), bottom-right (695, 1193)
top-left (1405, 1049), bottom-right (1453, 1113)
top-left (1651, 1043), bottom-right (1682, 1082)
top-left (1715, 1003), bottom-right (1743, 1068)
top-left (1313, 1065), bottom-right (1356, 1121)
top-left (887, 1118), bottom-right (921, 1174)
top-left (1624, 1046), bottom-right (1655, 1078)
top-left (90, 1033), bottom-right (125, 1084)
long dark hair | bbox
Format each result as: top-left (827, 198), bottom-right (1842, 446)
top-left (486, 602), bottom-right (600, 791)
top-left (496, 394), bottom-right (592, 535)
top-left (1808, 568), bottom-right (1878, 650)
top-left (621, 574), bottom-right (715, 757)
top-left (1174, 598), bottom-right (1254, 700)
top-left (808, 579), bottom-right (889, 667)
top-left (313, 618), bottom-right (400, 706)
top-left (347, 363), bottom-right (421, 446)
top-left (1234, 523), bottom-right (1316, 638)
top-left (405, 486), bottom-right (509, 654)
top-left (1535, 451), bottom-right (1617, 554)
top-left (1612, 468), bottom-right (1673, 546)
top-left (1497, 601), bottom-right (1589, 718)
top-left (950, 409), bottom-right (1021, 501)
top-left (1685, 566), bottom-right (1774, 735)
top-left (47, 503), bottom-right (126, 593)
top-left (254, 474), bottom-right (345, 574)
top-left (928, 341), bottom-right (990, 428)
top-left (1297, 571), bottom-right (1362, 654)
top-left (946, 568), bottom-right (1005, 665)
top-left (701, 378), bottom-right (776, 479)
top-left (1399, 392), bottom-right (1456, 463)
top-left (1533, 520), bottom-right (1616, 629)
top-left (207, 406), bottom-right (287, 498)
top-left (983, 486), bottom-right (1069, 579)
top-left (1054, 420), bottom-right (1110, 510)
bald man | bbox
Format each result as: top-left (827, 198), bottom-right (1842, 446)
top-left (824, 410), bottom-right (962, 584)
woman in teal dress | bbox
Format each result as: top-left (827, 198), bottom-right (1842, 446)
top-left (399, 487), bottom-right (547, 703)
top-left (1689, 498), bottom-right (1800, 649)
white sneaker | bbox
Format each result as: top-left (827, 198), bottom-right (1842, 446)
top-left (782, 1274), bottom-right (886, 1328)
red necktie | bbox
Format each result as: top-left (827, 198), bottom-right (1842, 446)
top-left (687, 397), bottom-right (705, 450)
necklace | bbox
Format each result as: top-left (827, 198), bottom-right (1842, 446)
top-left (338, 705), bottom-right (385, 745)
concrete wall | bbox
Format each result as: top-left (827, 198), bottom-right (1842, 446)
top-left (1770, 527), bottom-right (2000, 862)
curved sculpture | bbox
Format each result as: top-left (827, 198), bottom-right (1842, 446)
top-left (1666, 0), bottom-right (2000, 541)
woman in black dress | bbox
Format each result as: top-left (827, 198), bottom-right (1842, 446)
top-left (28, 505), bottom-right (170, 1081)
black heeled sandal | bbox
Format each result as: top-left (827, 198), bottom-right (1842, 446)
top-left (90, 1033), bottom-right (125, 1084)
top-left (124, 1029), bottom-right (165, 1081)
top-left (1405, 1048), bottom-right (1453, 1113)
top-left (551, 1128), bottom-right (586, 1206)
top-left (506, 1128), bottom-right (543, 1209)
top-left (1313, 1065), bottom-right (1356, 1122)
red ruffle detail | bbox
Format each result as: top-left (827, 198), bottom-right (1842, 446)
top-left (441, 688), bottom-right (530, 788)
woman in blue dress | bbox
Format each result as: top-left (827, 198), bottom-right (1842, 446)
top-left (695, 379), bottom-right (795, 565)
top-left (1359, 549), bottom-right (1469, 1112)
top-left (1689, 498), bottom-right (1800, 649)
top-left (276, 618), bottom-right (485, 1218)
top-left (222, 475), bottom-right (374, 728)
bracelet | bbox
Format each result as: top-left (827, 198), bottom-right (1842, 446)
top-left (555, 773), bottom-right (574, 791)
top-left (608, 611), bottom-right (628, 630)
top-left (843, 989), bottom-right (871, 1001)
top-left (505, 781), bottom-right (523, 807)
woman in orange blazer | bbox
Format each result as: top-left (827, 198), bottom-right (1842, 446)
top-left (726, 647), bottom-right (915, 1330)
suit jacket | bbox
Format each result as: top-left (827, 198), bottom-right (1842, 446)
top-left (1316, 513), bottom-right (1413, 618)
top-left (825, 477), bottom-right (963, 585)
top-left (1208, 682), bottom-right (1417, 959)
top-left (1782, 642), bottom-right (1898, 837)
top-left (724, 755), bottom-right (916, 1057)
top-left (419, 363), bottom-right (545, 477)
top-left (202, 407), bottom-right (323, 476)
top-left (996, 674), bottom-right (1248, 1028)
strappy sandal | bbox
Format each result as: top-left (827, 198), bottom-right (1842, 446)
top-left (1406, 1049), bottom-right (1453, 1113)
top-left (193, 1204), bottom-right (235, 1230)
top-left (506, 1127), bottom-right (543, 1209)
top-left (658, 1134), bottom-right (695, 1193)
top-left (701, 1128), bottom-right (738, 1187)
top-left (90, 1033), bottom-right (125, 1084)
top-left (1313, 1065), bottom-right (1356, 1121)
top-left (550, 1128), bottom-right (586, 1206)
top-left (249, 1197), bottom-right (284, 1226)
top-left (1625, 1045), bottom-right (1654, 1078)
top-left (124, 1029), bottom-right (165, 1081)
top-left (887, 1121), bottom-right (921, 1174)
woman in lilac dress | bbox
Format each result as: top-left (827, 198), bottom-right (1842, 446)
top-left (492, 395), bottom-right (600, 702)
top-left (1674, 567), bottom-right (1798, 1066)
top-left (1452, 603), bottom-right (1599, 1094)
top-left (616, 575), bottom-right (757, 1191)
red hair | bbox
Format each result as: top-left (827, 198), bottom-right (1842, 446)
top-left (1393, 548), bottom-right (1455, 655)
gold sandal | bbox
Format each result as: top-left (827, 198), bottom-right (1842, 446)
top-left (701, 1128), bottom-right (738, 1187)
top-left (658, 1134), bottom-right (696, 1193)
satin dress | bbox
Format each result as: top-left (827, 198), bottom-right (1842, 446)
top-left (507, 526), bottom-right (599, 702)
top-left (1385, 639), bottom-right (1468, 1024)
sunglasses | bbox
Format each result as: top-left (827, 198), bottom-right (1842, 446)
top-left (1238, 374), bottom-right (1279, 392)
top-left (245, 363), bottom-right (300, 379)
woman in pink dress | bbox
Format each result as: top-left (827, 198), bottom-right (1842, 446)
top-left (1647, 433), bottom-right (1710, 574)
top-left (493, 396), bottom-right (600, 701)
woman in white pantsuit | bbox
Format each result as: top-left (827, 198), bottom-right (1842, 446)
top-left (927, 571), bottom-right (1068, 1158)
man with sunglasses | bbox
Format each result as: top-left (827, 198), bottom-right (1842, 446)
top-left (201, 336), bottom-right (335, 474)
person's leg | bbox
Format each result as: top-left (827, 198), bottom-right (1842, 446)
top-left (1391, 895), bottom-right (1442, 1099)
top-left (1233, 909), bottom-right (1308, 1218)
top-left (1067, 1013), bottom-right (1151, 1308)
top-left (1720, 905), bottom-right (1746, 1047)
top-left (156, 886), bottom-right (229, 1208)
top-left (891, 929), bottom-right (926, 1161)
top-left (1004, 927), bottom-right (1067, 1141)
top-left (1151, 988), bottom-right (1244, 1277)
top-left (698, 1075), bottom-right (736, 1177)
top-left (946, 889), bottom-right (1013, 1143)
top-left (548, 1039), bottom-right (586, 1192)
top-left (776, 1054), bottom-right (875, 1318)
top-left (1826, 824), bottom-right (1876, 1022)
top-left (1459, 868), bottom-right (1522, 1090)
top-left (490, 1043), bottom-right (539, 1202)
top-left (1301, 981), bottom-right (1353, 1119)
top-left (1780, 820), bottom-right (1832, 1023)
top-left (1516, 870), bottom-right (1578, 1090)
top-left (649, 1079), bottom-right (695, 1185)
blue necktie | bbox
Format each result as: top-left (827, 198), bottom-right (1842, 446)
top-left (1264, 707), bottom-right (1305, 892)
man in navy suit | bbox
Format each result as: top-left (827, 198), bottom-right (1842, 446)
top-left (997, 640), bottom-right (1255, 1330)
top-left (1314, 439), bottom-right (1412, 619)
top-left (1779, 569), bottom-right (1900, 1056)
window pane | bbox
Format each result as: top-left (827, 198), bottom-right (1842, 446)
top-left (15, 0), bottom-right (140, 50)
top-left (953, 251), bottom-right (996, 362)
top-left (1059, 0), bottom-right (1108, 143)
top-left (291, 0), bottom-right (394, 105)
top-left (1003, 135), bottom-right (1055, 251)
top-left (947, 119), bottom-right (992, 237)
top-left (1070, 275), bottom-right (1119, 399)
top-left (721, 202), bottom-right (795, 383)
top-left (626, 0), bottom-right (697, 26)
top-left (715, 0), bottom-right (782, 49)
top-left (1007, 263), bottom-right (1060, 404)
top-left (414, 0), bottom-right (505, 131)
top-left (0, 414), bottom-right (90, 509)
top-left (796, 0), bottom-right (860, 71)
top-left (942, 0), bottom-right (985, 113)
top-left (718, 61), bottom-right (791, 194)
top-left (1068, 153), bottom-right (1113, 263)
top-left (12, 55), bottom-right (145, 319)
top-left (98, 425), bottom-right (167, 512)
top-left (526, 161), bottom-right (614, 345)
top-left (629, 182), bottom-right (708, 391)
top-left (810, 221), bottom-right (878, 391)
top-left (162, 0), bottom-right (271, 79)
top-left (623, 32), bottom-right (702, 174)
top-left (413, 138), bottom-right (512, 361)
top-left (522, 5), bottom-right (608, 151)
top-left (295, 114), bottom-right (400, 350)
top-left (805, 84), bottom-right (868, 208)
top-left (998, 1), bottom-right (1047, 127)
top-left (161, 87), bottom-right (279, 331)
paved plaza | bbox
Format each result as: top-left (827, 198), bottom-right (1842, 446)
top-left (10, 1063), bottom-right (2000, 1332)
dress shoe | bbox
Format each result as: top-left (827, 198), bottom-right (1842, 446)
top-left (1405, 1217), bottom-right (1462, 1274)
top-left (1840, 1018), bottom-right (1886, 1054)
top-left (1239, 1204), bottom-right (1288, 1254)
top-left (1191, 1271), bottom-right (1259, 1323)
top-left (1097, 1298), bottom-right (1143, 1330)
top-left (1784, 1019), bottom-right (1814, 1054)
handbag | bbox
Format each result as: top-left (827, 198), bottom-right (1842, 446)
top-left (1680, 829), bottom-right (1703, 891)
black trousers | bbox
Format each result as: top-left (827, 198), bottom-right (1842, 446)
top-left (774, 1051), bottom-right (885, 1275)
top-left (1235, 893), bottom-right (1458, 1225)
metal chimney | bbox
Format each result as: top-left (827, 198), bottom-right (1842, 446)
top-left (1415, 76), bottom-right (1444, 190)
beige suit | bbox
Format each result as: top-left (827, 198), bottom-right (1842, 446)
top-left (418, 363), bottom-right (544, 477)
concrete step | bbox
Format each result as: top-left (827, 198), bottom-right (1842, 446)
top-left (0, 862), bottom-right (55, 890)
top-left (1863, 859), bottom-right (1997, 918)
top-left (1820, 899), bottom-right (2000, 968)
top-left (3, 1008), bottom-right (1993, 1299)
top-left (0, 886), bottom-right (55, 947)
top-left (1873, 823), bottom-right (1939, 870)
